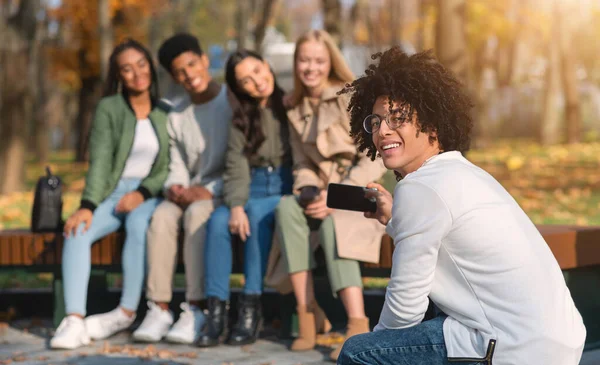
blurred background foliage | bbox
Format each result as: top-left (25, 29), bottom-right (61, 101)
top-left (1, 0), bottom-right (600, 229)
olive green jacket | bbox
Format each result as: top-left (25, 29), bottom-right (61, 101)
top-left (80, 94), bottom-right (170, 211)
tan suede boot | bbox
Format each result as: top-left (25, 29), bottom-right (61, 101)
top-left (329, 317), bottom-right (370, 361)
top-left (315, 304), bottom-right (332, 334)
top-left (291, 305), bottom-right (317, 351)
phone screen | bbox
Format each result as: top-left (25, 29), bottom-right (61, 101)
top-left (326, 183), bottom-right (377, 213)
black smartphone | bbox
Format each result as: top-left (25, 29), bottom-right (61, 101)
top-left (326, 183), bottom-right (377, 213)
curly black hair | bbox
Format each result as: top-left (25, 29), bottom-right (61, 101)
top-left (340, 47), bottom-right (474, 161)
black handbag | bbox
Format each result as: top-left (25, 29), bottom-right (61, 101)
top-left (31, 166), bottom-right (64, 232)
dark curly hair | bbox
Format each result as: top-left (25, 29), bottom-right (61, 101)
top-left (340, 47), bottom-right (474, 162)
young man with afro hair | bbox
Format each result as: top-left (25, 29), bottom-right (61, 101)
top-left (336, 47), bottom-right (585, 365)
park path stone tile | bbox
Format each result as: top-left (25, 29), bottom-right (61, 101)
top-left (5, 320), bottom-right (600, 364)
top-left (0, 320), bottom-right (332, 365)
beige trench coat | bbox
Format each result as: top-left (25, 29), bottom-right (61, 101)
top-left (265, 85), bottom-right (387, 294)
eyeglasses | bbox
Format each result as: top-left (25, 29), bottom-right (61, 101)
top-left (363, 108), bottom-right (412, 134)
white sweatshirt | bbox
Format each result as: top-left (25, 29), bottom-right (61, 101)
top-left (377, 151), bottom-right (586, 365)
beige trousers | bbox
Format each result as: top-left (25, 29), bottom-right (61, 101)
top-left (146, 199), bottom-right (219, 302)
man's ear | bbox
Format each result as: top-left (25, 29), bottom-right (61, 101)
top-left (201, 53), bottom-right (210, 69)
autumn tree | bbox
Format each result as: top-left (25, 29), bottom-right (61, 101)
top-left (0, 0), bottom-right (42, 193)
top-left (49, 0), bottom-right (168, 162)
top-left (322, 0), bottom-right (342, 45)
top-left (436, 0), bottom-right (468, 82)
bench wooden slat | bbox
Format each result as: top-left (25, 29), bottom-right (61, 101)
top-left (2, 226), bottom-right (600, 272)
top-left (11, 234), bottom-right (23, 265)
top-left (0, 238), bottom-right (9, 265)
top-left (31, 234), bottom-right (44, 265)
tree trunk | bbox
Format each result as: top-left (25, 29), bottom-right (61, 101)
top-left (399, 0), bottom-right (421, 51)
top-left (558, 3), bottom-right (580, 144)
top-left (75, 75), bottom-right (102, 162)
top-left (236, 0), bottom-right (250, 49)
top-left (472, 39), bottom-right (495, 148)
top-left (174, 0), bottom-right (193, 33)
top-left (0, 0), bottom-right (40, 193)
top-left (29, 8), bottom-right (50, 163)
top-left (435, 0), bottom-right (468, 83)
top-left (0, 45), bottom-right (28, 193)
top-left (541, 14), bottom-right (563, 145)
top-left (254, 0), bottom-right (279, 53)
top-left (322, 0), bottom-right (342, 45)
top-left (389, 0), bottom-right (402, 47)
top-left (98, 0), bottom-right (112, 80)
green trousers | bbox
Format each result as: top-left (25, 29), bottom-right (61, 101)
top-left (275, 195), bottom-right (363, 296)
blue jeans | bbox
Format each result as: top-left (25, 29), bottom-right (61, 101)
top-left (62, 179), bottom-right (161, 315)
top-left (338, 315), bottom-right (485, 365)
top-left (204, 166), bottom-right (292, 300)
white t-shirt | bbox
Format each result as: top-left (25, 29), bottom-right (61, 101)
top-left (121, 118), bottom-right (159, 179)
top-left (377, 151), bottom-right (586, 365)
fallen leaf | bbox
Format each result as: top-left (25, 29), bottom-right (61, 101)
top-left (179, 352), bottom-right (198, 359)
top-left (157, 350), bottom-right (175, 359)
top-left (241, 345), bottom-right (255, 353)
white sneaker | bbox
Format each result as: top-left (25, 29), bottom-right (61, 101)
top-left (132, 301), bottom-right (173, 342)
top-left (165, 303), bottom-right (206, 344)
top-left (50, 315), bottom-right (90, 350)
top-left (85, 307), bottom-right (136, 340)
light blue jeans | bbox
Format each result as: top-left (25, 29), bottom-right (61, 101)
top-left (338, 315), bottom-right (487, 365)
top-left (62, 179), bottom-right (161, 316)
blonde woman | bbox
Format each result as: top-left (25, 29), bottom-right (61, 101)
top-left (274, 30), bottom-right (387, 361)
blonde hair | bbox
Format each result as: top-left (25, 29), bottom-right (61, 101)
top-left (290, 29), bottom-right (355, 107)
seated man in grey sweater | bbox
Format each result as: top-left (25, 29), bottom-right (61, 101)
top-left (132, 33), bottom-right (232, 344)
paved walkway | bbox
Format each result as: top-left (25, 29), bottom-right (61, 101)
top-left (2, 320), bottom-right (600, 364)
top-left (0, 320), bottom-right (333, 365)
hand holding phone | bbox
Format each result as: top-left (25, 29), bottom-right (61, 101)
top-left (362, 182), bottom-right (393, 226)
top-left (326, 183), bottom-right (378, 213)
top-left (298, 186), bottom-right (320, 208)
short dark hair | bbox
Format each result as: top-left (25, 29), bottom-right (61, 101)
top-left (103, 38), bottom-right (159, 102)
top-left (157, 33), bottom-right (204, 72)
top-left (340, 47), bottom-right (474, 160)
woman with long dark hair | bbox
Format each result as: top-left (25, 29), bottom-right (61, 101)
top-left (50, 39), bottom-right (170, 350)
top-left (198, 49), bottom-right (292, 347)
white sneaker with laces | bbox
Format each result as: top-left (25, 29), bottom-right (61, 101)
top-left (50, 315), bottom-right (90, 350)
top-left (165, 302), bottom-right (206, 344)
top-left (132, 301), bottom-right (173, 342)
top-left (85, 307), bottom-right (136, 340)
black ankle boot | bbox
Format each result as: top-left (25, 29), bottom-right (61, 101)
top-left (196, 297), bottom-right (229, 347)
top-left (227, 294), bottom-right (263, 346)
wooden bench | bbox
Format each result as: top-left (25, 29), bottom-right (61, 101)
top-left (2, 225), bottom-right (600, 327)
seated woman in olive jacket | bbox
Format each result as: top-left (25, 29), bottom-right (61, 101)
top-left (50, 39), bottom-right (170, 350)
top-left (199, 49), bottom-right (292, 347)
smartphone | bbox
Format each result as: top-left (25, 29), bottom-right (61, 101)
top-left (326, 183), bottom-right (377, 213)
